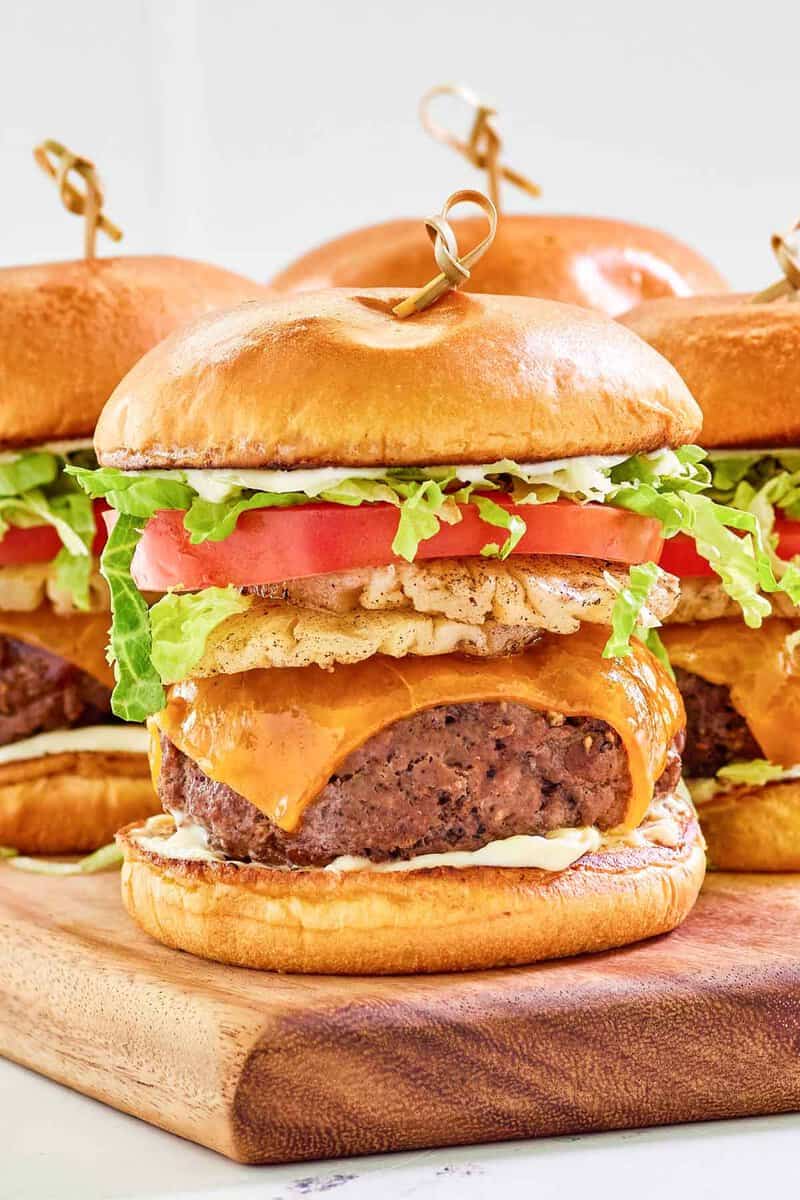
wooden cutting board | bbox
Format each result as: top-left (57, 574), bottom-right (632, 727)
top-left (1, 866), bottom-right (799, 1164)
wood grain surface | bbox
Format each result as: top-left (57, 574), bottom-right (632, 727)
top-left (1, 867), bottom-right (799, 1164)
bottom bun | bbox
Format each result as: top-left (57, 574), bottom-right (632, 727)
top-left (0, 751), bottom-right (158, 854)
top-left (117, 791), bottom-right (706, 974)
top-left (695, 778), bottom-right (800, 871)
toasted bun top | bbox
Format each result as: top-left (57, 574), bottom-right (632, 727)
top-left (269, 214), bottom-right (728, 317)
top-left (95, 288), bottom-right (700, 469)
top-left (620, 293), bottom-right (800, 448)
top-left (0, 255), bottom-right (266, 447)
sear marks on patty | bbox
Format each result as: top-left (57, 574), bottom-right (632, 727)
top-left (160, 703), bottom-right (684, 868)
top-left (0, 636), bottom-right (112, 747)
top-left (674, 666), bottom-right (761, 777)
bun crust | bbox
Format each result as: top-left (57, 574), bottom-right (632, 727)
top-left (620, 293), bottom-right (800, 448)
top-left (697, 778), bottom-right (800, 871)
top-left (117, 797), bottom-right (705, 974)
top-left (269, 214), bottom-right (727, 318)
top-left (96, 289), bottom-right (701, 469)
top-left (0, 751), bottom-right (156, 854)
top-left (0, 256), bottom-right (265, 447)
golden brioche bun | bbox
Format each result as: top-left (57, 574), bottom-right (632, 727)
top-left (117, 794), bottom-right (705, 974)
top-left (696, 778), bottom-right (800, 871)
top-left (0, 256), bottom-right (266, 447)
top-left (0, 751), bottom-right (157, 855)
top-left (269, 214), bottom-right (727, 317)
top-left (620, 293), bottom-right (800, 448)
top-left (95, 289), bottom-right (701, 469)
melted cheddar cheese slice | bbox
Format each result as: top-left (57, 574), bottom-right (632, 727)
top-left (0, 608), bottom-right (113, 687)
top-left (153, 625), bottom-right (683, 834)
top-left (662, 618), bottom-right (800, 769)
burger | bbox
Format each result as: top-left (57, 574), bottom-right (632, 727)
top-left (269, 214), bottom-right (728, 318)
top-left (622, 292), bottom-right (800, 870)
top-left (0, 254), bottom-right (265, 855)
top-left (73, 288), bottom-right (772, 974)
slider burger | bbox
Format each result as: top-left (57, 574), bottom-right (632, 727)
top-left (622, 270), bottom-right (800, 870)
top-left (74, 201), bottom-right (767, 970)
top-left (0, 254), bottom-right (265, 855)
top-left (77, 298), bottom-right (779, 973)
top-left (271, 213), bottom-right (728, 319)
top-left (269, 85), bottom-right (727, 316)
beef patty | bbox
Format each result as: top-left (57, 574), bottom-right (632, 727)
top-left (159, 702), bottom-right (684, 867)
top-left (673, 667), bottom-right (761, 777)
top-left (0, 636), bottom-right (112, 747)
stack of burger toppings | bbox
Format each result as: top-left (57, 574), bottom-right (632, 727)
top-left (71, 200), bottom-right (790, 971)
top-left (622, 226), bottom-right (800, 869)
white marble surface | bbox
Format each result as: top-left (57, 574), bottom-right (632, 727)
top-left (3, 1057), bottom-right (798, 1200)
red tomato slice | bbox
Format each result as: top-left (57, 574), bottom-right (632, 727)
top-left (0, 500), bottom-right (108, 567)
top-left (660, 516), bottom-right (800, 578)
top-left (127, 497), bottom-right (664, 591)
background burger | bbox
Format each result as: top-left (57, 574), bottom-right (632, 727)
top-left (0, 254), bottom-right (265, 856)
top-left (622, 290), bottom-right (800, 870)
top-left (269, 85), bottom-right (727, 316)
top-left (269, 213), bottom-right (728, 318)
top-left (74, 288), bottom-right (778, 973)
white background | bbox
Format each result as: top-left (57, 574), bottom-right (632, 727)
top-left (3, 6), bottom-right (800, 1196)
top-left (1, 0), bottom-right (798, 289)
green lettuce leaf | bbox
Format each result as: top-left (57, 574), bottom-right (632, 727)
top-left (6, 842), bottom-right (123, 875)
top-left (638, 627), bottom-right (675, 678)
top-left (66, 465), bottom-right (194, 517)
top-left (183, 492), bottom-right (309, 544)
top-left (391, 479), bottom-right (450, 561)
top-left (51, 492), bottom-right (97, 610)
top-left (603, 561), bottom-right (663, 659)
top-left (716, 759), bottom-right (788, 787)
top-left (149, 587), bottom-right (250, 683)
top-left (472, 495), bottom-right (526, 559)
top-left (0, 451), bottom-right (58, 497)
top-left (101, 513), bottom-right (165, 722)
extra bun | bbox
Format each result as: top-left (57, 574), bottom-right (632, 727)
top-left (117, 797), bottom-right (705, 974)
top-left (0, 256), bottom-right (266, 447)
top-left (620, 293), bottom-right (800, 448)
top-left (696, 778), bottom-right (800, 871)
top-left (269, 215), bottom-right (727, 318)
top-left (0, 751), bottom-right (157, 855)
top-left (96, 289), bottom-right (701, 469)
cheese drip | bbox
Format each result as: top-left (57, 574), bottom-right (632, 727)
top-left (662, 618), bottom-right (800, 768)
top-left (153, 625), bottom-right (683, 834)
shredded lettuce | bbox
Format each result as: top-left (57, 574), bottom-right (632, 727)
top-left (69, 446), bottom-right (800, 720)
top-left (101, 514), bottom-right (166, 721)
top-left (0, 448), bottom-right (98, 609)
top-left (716, 759), bottom-right (788, 787)
top-left (472, 495), bottom-right (526, 559)
top-left (150, 587), bottom-right (250, 684)
top-left (638, 628), bottom-right (674, 678)
top-left (603, 561), bottom-right (663, 659)
top-left (6, 842), bottom-right (123, 875)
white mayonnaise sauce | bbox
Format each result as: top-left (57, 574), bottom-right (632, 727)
top-left (132, 791), bottom-right (687, 873)
top-left (0, 725), bottom-right (149, 765)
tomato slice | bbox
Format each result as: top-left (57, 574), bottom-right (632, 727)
top-left (0, 500), bottom-right (108, 567)
top-left (660, 516), bottom-right (800, 578)
top-left (127, 496), bottom-right (664, 591)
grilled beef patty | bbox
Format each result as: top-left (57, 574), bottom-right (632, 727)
top-left (159, 702), bottom-right (684, 867)
top-left (673, 667), bottom-right (760, 777)
top-left (0, 636), bottom-right (112, 747)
